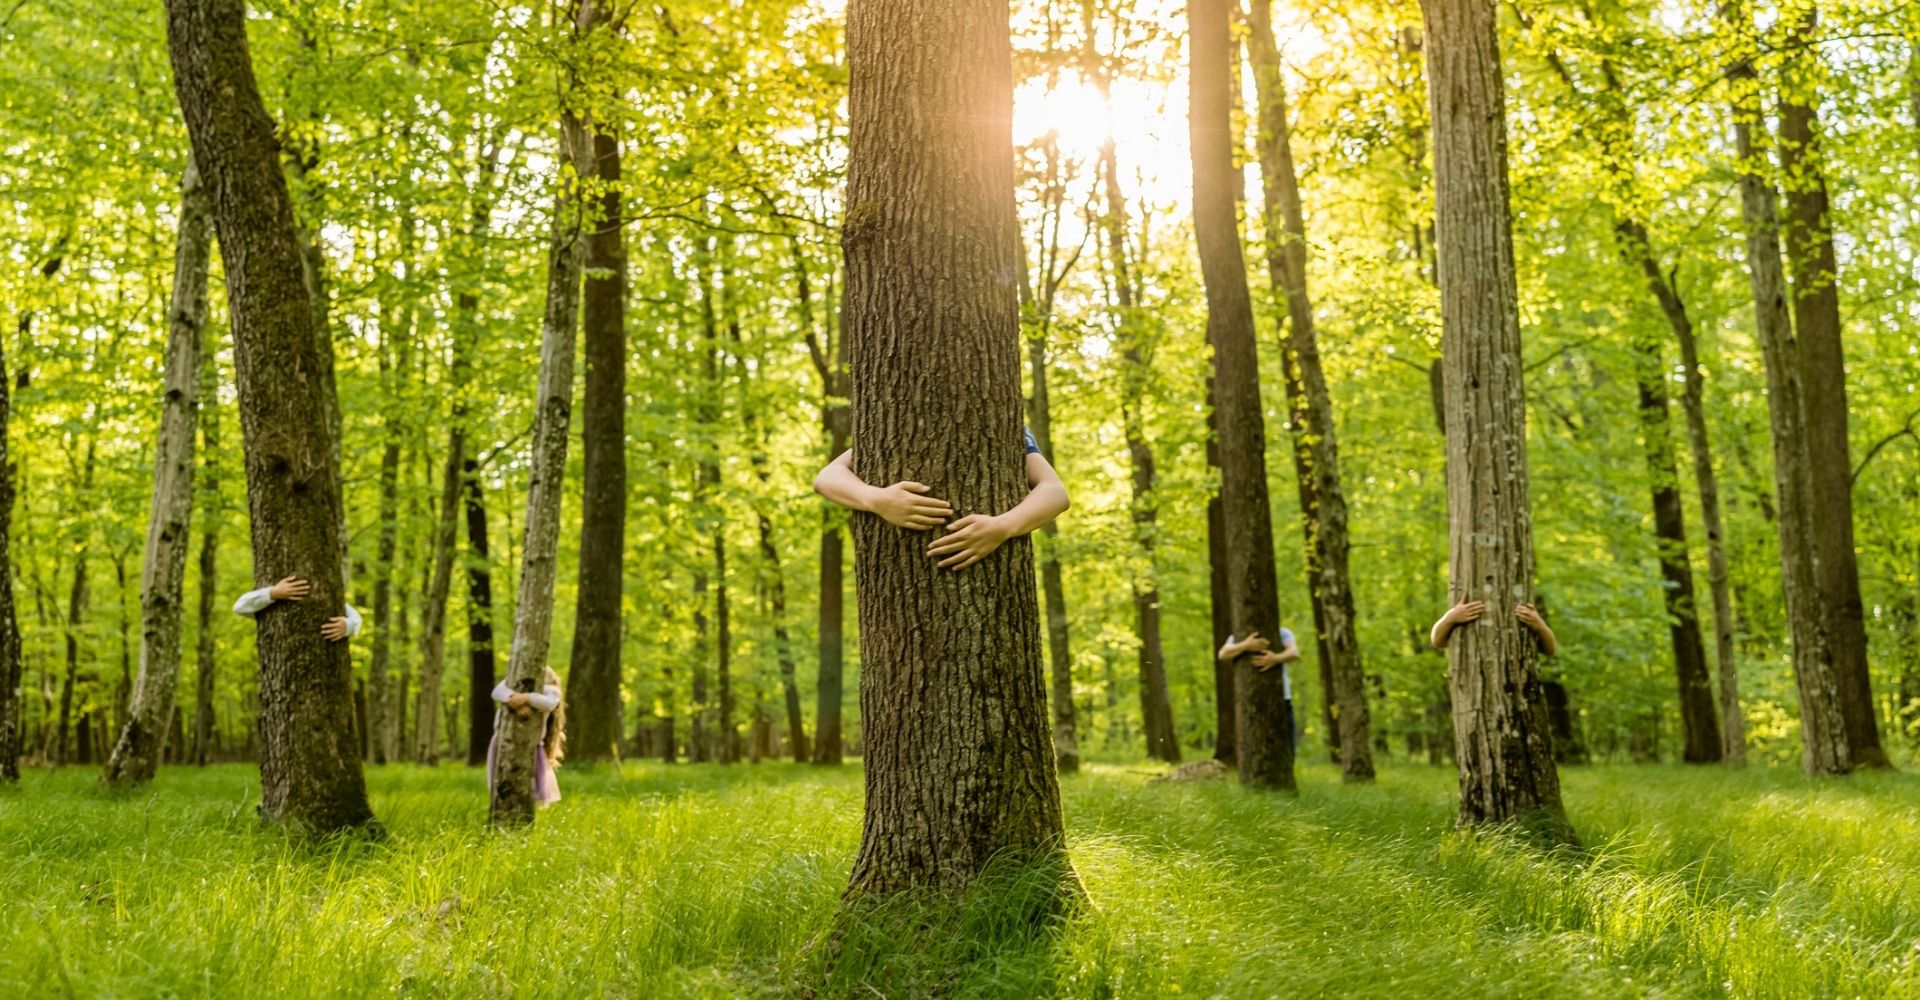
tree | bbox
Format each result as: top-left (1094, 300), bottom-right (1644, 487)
top-left (164, 0), bottom-right (373, 832)
top-left (1246, 0), bottom-right (1373, 781)
top-left (190, 351), bottom-right (221, 765)
top-left (104, 154), bottom-right (212, 784)
top-left (0, 327), bottom-right (18, 782)
top-left (463, 453), bottom-right (497, 767)
top-left (839, 0), bottom-right (1071, 896)
top-left (802, 259), bottom-right (849, 766)
top-left (490, 0), bottom-right (598, 827)
top-left (1419, 0), bottom-right (1573, 841)
top-left (1189, 0), bottom-right (1291, 790)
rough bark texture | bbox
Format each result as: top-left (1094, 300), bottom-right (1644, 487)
top-left (840, 0), bottom-right (1071, 896)
top-left (463, 455), bottom-right (496, 766)
top-left (191, 352), bottom-right (220, 766)
top-left (165, 0), bottom-right (373, 831)
top-left (490, 5), bottom-right (594, 823)
top-left (567, 124), bottom-right (629, 762)
top-left (1190, 0), bottom-right (1291, 790)
top-left (1419, 0), bottom-right (1573, 842)
top-left (1722, 0), bottom-right (1850, 774)
top-left (1776, 6), bottom-right (1886, 770)
top-left (1026, 333), bottom-right (1083, 772)
top-left (1247, 0), bottom-right (1373, 781)
top-left (106, 156), bottom-right (212, 784)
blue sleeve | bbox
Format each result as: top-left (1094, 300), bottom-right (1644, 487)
top-left (1023, 427), bottom-right (1040, 455)
top-left (1279, 627), bottom-right (1296, 647)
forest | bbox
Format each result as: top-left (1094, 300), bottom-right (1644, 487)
top-left (2, 0), bottom-right (1918, 995)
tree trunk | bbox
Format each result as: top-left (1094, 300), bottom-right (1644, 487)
top-left (1247, 0), bottom-right (1373, 781)
top-left (811, 304), bottom-right (849, 767)
top-left (567, 122), bottom-right (629, 763)
top-left (412, 424), bottom-right (464, 764)
top-left (1419, 0), bottom-right (1574, 842)
top-left (366, 298), bottom-right (407, 765)
top-left (1721, 0), bottom-right (1850, 774)
top-left (0, 320), bottom-right (20, 781)
top-left (1777, 6), bottom-right (1886, 770)
top-left (106, 155), bottom-right (212, 784)
top-left (715, 532), bottom-right (736, 763)
top-left (165, 0), bottom-right (373, 832)
top-left (191, 352), bottom-right (220, 766)
top-left (463, 455), bottom-right (496, 766)
top-left (1190, 0), bottom-right (1291, 790)
top-left (755, 509), bottom-right (809, 762)
top-left (1026, 331), bottom-right (1083, 772)
top-left (58, 447), bottom-right (94, 767)
top-left (1206, 376), bottom-right (1234, 764)
top-left (840, 0), bottom-right (1072, 897)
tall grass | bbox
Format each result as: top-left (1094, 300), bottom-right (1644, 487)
top-left (2, 759), bottom-right (1915, 997)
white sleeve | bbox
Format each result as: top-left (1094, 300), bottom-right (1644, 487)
top-left (524, 684), bottom-right (560, 713)
top-left (491, 682), bottom-right (513, 705)
top-left (342, 604), bottom-right (363, 638)
top-left (232, 587), bottom-right (275, 618)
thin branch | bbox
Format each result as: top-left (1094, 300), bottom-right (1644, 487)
top-left (1852, 408), bottom-right (1920, 486)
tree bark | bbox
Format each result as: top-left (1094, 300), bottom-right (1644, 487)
top-left (1419, 0), bottom-right (1574, 841)
top-left (106, 155), bottom-right (212, 784)
top-left (806, 261), bottom-right (849, 766)
top-left (0, 321), bottom-right (19, 781)
top-left (1025, 310), bottom-right (1083, 773)
top-left (165, 0), bottom-right (373, 831)
top-left (490, 0), bottom-right (598, 827)
top-left (840, 0), bottom-right (1072, 897)
top-left (1721, 0), bottom-right (1850, 774)
top-left (1776, 5), bottom-right (1886, 770)
top-left (412, 422), bottom-right (463, 764)
top-left (57, 445), bottom-right (95, 767)
top-left (191, 352), bottom-right (221, 766)
top-left (366, 288), bottom-right (408, 765)
top-left (1247, 0), bottom-right (1373, 781)
top-left (566, 122), bottom-right (630, 763)
top-left (463, 455), bottom-right (496, 766)
top-left (1190, 0), bottom-right (1291, 790)
top-left (1206, 376), bottom-right (1234, 764)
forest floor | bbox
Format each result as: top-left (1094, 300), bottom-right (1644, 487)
top-left (2, 756), bottom-right (1917, 998)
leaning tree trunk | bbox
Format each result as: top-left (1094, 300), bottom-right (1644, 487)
top-left (1190, 0), bottom-right (1291, 790)
top-left (840, 0), bottom-right (1072, 898)
top-left (1722, 0), bottom-right (1850, 774)
top-left (0, 324), bottom-right (19, 781)
top-left (490, 0), bottom-right (597, 827)
top-left (566, 123), bottom-right (630, 763)
top-left (105, 155), bottom-right (212, 784)
top-left (191, 349), bottom-right (220, 766)
top-left (1777, 5), bottom-right (1886, 770)
top-left (165, 0), bottom-right (373, 832)
top-left (1419, 0), bottom-right (1574, 842)
top-left (1247, 0), bottom-right (1373, 781)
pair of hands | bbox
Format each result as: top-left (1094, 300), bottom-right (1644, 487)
top-left (268, 576), bottom-right (355, 642)
top-left (1442, 599), bottom-right (1547, 632)
top-left (867, 481), bottom-right (1010, 572)
top-left (1221, 631), bottom-right (1294, 672)
top-left (503, 692), bottom-right (535, 720)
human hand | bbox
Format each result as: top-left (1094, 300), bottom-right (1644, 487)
top-left (1445, 600), bottom-right (1485, 626)
top-left (1227, 632), bottom-right (1272, 658)
top-left (514, 705), bottom-right (532, 720)
top-left (270, 576), bottom-right (310, 602)
top-left (320, 616), bottom-right (351, 642)
top-left (926, 513), bottom-right (1012, 570)
top-left (1516, 604), bottom-right (1546, 631)
top-left (869, 481), bottom-right (953, 530)
top-left (1250, 649), bottom-right (1287, 671)
top-left (506, 692), bottom-right (530, 710)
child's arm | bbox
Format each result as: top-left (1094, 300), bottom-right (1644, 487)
top-left (813, 450), bottom-right (954, 529)
top-left (925, 452), bottom-right (1072, 571)
top-left (234, 576), bottom-right (308, 618)
top-left (524, 685), bottom-right (561, 713)
top-left (321, 605), bottom-right (364, 643)
top-left (1217, 632), bottom-right (1271, 662)
top-left (1516, 604), bottom-right (1557, 657)
top-left (1430, 600), bottom-right (1484, 649)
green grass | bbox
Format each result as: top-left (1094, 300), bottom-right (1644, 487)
top-left (3, 758), bottom-right (1917, 998)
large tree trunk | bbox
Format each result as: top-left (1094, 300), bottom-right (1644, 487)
top-left (1722, 0), bottom-right (1850, 774)
top-left (105, 155), bottom-right (213, 784)
top-left (1190, 0), bottom-right (1291, 790)
top-left (1777, 6), bottom-right (1886, 770)
top-left (566, 122), bottom-right (629, 762)
top-left (0, 322), bottom-right (19, 781)
top-left (463, 454), bottom-right (496, 766)
top-left (191, 352), bottom-right (221, 766)
top-left (165, 0), bottom-right (373, 831)
top-left (1419, 0), bottom-right (1574, 842)
top-left (489, 0), bottom-right (598, 826)
top-left (1247, 0), bottom-right (1373, 781)
top-left (840, 0), bottom-right (1071, 897)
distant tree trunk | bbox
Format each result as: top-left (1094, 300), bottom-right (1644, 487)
top-left (754, 508), bottom-right (809, 762)
top-left (463, 456), bottom-right (496, 766)
top-left (106, 155), bottom-right (212, 784)
top-left (489, 0), bottom-right (598, 827)
top-left (1206, 377), bottom-right (1234, 764)
top-left (0, 325), bottom-right (20, 781)
top-left (191, 354), bottom-right (219, 766)
top-left (1190, 0), bottom-right (1291, 791)
top-left (57, 447), bottom-right (94, 767)
top-left (806, 260), bottom-right (849, 766)
top-left (1247, 0), bottom-right (1373, 782)
top-left (1721, 0), bottom-right (1850, 774)
top-left (840, 0), bottom-right (1072, 898)
top-left (1776, 6), bottom-right (1886, 770)
top-left (412, 423), bottom-right (463, 764)
top-left (366, 301), bottom-right (407, 765)
top-left (567, 120), bottom-right (630, 763)
top-left (1025, 324), bottom-right (1083, 772)
top-left (166, 0), bottom-right (373, 831)
top-left (715, 533), bottom-right (736, 764)
top-left (1419, 0), bottom-right (1574, 842)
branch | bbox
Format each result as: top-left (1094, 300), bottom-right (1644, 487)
top-left (1851, 408), bottom-right (1920, 486)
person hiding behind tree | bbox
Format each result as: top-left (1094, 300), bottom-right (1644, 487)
top-left (232, 576), bottom-right (361, 642)
top-left (1430, 598), bottom-right (1557, 656)
top-left (812, 428), bottom-right (1069, 571)
top-left (1218, 629), bottom-right (1303, 748)
top-left (487, 667), bottom-right (565, 806)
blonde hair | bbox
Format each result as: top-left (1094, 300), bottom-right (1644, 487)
top-left (543, 666), bottom-right (566, 768)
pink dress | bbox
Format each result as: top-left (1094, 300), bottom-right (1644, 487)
top-left (486, 681), bottom-right (562, 804)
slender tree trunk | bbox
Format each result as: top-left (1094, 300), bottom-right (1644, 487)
top-left (755, 509), bottom-right (809, 762)
top-left (166, 0), bottom-right (373, 831)
top-left (1190, 0), bottom-right (1291, 790)
top-left (489, 0), bottom-right (599, 827)
top-left (690, 561), bottom-right (711, 763)
top-left (809, 268), bottom-right (849, 766)
top-left (106, 155), bottom-right (212, 784)
top-left (1420, 0), bottom-right (1574, 841)
top-left (1247, 0), bottom-right (1373, 781)
top-left (366, 301), bottom-right (407, 765)
top-left (1025, 332), bottom-right (1083, 772)
top-left (412, 426), bottom-right (464, 764)
top-left (1777, 6), bottom-right (1886, 770)
top-left (1721, 0), bottom-right (1850, 774)
top-left (567, 121), bottom-right (630, 762)
top-left (1206, 377), bottom-right (1234, 764)
top-left (715, 532), bottom-right (736, 763)
top-left (191, 351), bottom-right (220, 766)
top-left (840, 0), bottom-right (1072, 898)
top-left (58, 446), bottom-right (94, 767)
top-left (463, 456), bottom-right (496, 766)
top-left (0, 322), bottom-right (19, 781)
